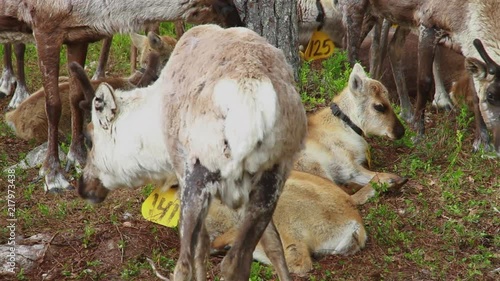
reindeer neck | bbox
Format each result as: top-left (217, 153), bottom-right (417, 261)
top-left (330, 91), bottom-right (364, 133)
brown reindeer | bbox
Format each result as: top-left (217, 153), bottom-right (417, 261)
top-left (207, 171), bottom-right (367, 275)
top-left (294, 63), bottom-right (407, 201)
top-left (5, 32), bottom-right (177, 145)
top-left (0, 0), bottom-right (243, 192)
top-left (341, 0), bottom-right (500, 155)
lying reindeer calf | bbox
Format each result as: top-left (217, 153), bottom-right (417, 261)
top-left (206, 170), bottom-right (367, 275)
top-left (294, 63), bottom-right (408, 203)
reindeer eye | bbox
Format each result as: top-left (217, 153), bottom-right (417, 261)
top-left (373, 104), bottom-right (386, 113)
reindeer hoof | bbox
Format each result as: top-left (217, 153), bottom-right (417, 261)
top-left (389, 177), bottom-right (408, 192)
top-left (42, 169), bottom-right (73, 192)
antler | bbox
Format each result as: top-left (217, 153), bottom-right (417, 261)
top-left (473, 39), bottom-right (500, 78)
top-left (68, 62), bottom-right (95, 112)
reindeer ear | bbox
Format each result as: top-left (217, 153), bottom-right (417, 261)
top-left (148, 31), bottom-right (164, 51)
top-left (465, 57), bottom-right (487, 79)
top-left (349, 63), bottom-right (366, 94)
top-left (93, 83), bottom-right (117, 130)
top-left (130, 33), bottom-right (147, 50)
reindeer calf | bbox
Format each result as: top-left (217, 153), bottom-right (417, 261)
top-left (206, 170), bottom-right (367, 275)
top-left (4, 32), bottom-right (176, 144)
top-left (294, 63), bottom-right (407, 202)
top-left (78, 25), bottom-right (307, 281)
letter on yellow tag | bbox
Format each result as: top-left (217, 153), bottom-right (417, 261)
top-left (141, 187), bottom-right (180, 228)
top-left (302, 31), bottom-right (335, 61)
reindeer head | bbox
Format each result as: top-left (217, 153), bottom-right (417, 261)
top-left (130, 31), bottom-right (177, 76)
top-left (77, 83), bottom-right (119, 203)
top-left (344, 63), bottom-right (405, 140)
top-left (466, 39), bottom-right (500, 107)
top-left (465, 39), bottom-right (500, 154)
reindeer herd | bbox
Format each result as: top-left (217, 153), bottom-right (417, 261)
top-left (1, 0), bottom-right (499, 280)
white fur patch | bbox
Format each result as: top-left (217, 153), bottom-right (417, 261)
top-left (213, 78), bottom-right (278, 178)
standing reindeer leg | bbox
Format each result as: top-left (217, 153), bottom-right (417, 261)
top-left (388, 26), bottom-right (412, 122)
top-left (174, 161), bottom-right (215, 281)
top-left (220, 165), bottom-right (291, 281)
top-left (66, 42), bottom-right (89, 172)
top-left (431, 47), bottom-right (454, 110)
top-left (369, 19), bottom-right (390, 80)
top-left (0, 44), bottom-right (15, 99)
top-left (413, 26), bottom-right (437, 139)
top-left (91, 37), bottom-right (112, 80)
top-left (33, 29), bottom-right (71, 191)
top-left (7, 43), bottom-right (29, 109)
top-left (343, 0), bottom-right (369, 65)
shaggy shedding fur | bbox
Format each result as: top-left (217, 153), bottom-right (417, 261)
top-left (79, 25), bottom-right (307, 281)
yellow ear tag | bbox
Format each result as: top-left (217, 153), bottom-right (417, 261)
top-left (303, 31), bottom-right (335, 61)
top-left (141, 187), bottom-right (180, 228)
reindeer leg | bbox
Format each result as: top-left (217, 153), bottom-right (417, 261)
top-left (388, 26), bottom-right (412, 122)
top-left (344, 0), bottom-right (369, 65)
top-left (66, 43), bottom-right (89, 173)
top-left (414, 26), bottom-right (437, 139)
top-left (34, 30), bottom-right (72, 192)
top-left (369, 19), bottom-right (382, 79)
top-left (471, 79), bottom-right (492, 152)
top-left (7, 43), bottom-right (30, 110)
top-left (91, 37), bottom-right (111, 80)
top-left (0, 44), bottom-right (16, 100)
top-left (259, 220), bottom-right (293, 280)
top-left (370, 19), bottom-right (391, 80)
top-left (173, 161), bottom-right (214, 281)
top-left (221, 164), bottom-right (291, 281)
top-left (431, 47), bottom-right (453, 110)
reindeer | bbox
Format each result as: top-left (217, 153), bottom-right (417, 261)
top-left (4, 32), bottom-right (176, 144)
top-left (78, 24), bottom-right (307, 281)
top-left (294, 63), bottom-right (407, 201)
top-left (206, 170), bottom-right (367, 275)
top-left (0, 0), bottom-right (243, 192)
top-left (340, 0), bottom-right (500, 155)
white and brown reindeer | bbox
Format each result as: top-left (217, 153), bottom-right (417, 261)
top-left (339, 0), bottom-right (500, 155)
top-left (4, 32), bottom-right (176, 145)
top-left (294, 63), bottom-right (407, 201)
top-left (0, 0), bottom-right (243, 192)
top-left (206, 170), bottom-right (368, 276)
top-left (78, 25), bottom-right (307, 281)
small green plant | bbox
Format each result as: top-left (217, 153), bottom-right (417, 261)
top-left (82, 220), bottom-right (96, 249)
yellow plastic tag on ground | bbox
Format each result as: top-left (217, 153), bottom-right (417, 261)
top-left (141, 187), bottom-right (180, 228)
top-left (303, 31), bottom-right (335, 61)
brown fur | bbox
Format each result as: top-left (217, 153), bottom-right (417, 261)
top-left (207, 171), bottom-right (367, 275)
top-left (1, 0), bottom-right (243, 191)
top-left (294, 63), bottom-right (407, 203)
top-left (343, 0), bottom-right (500, 154)
top-left (4, 32), bottom-right (176, 144)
